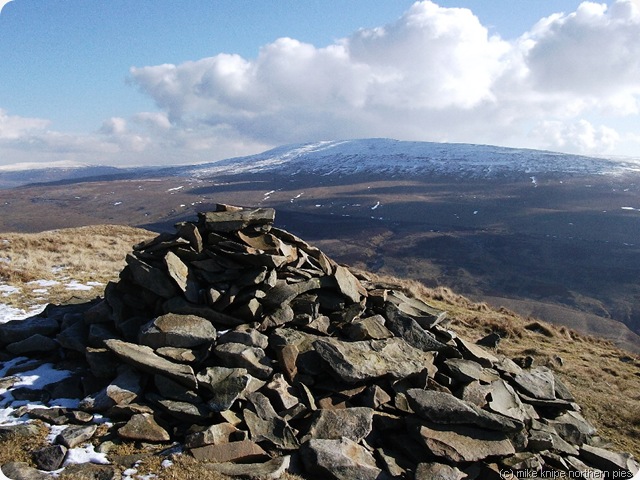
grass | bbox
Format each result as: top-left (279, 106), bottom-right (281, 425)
top-left (1, 226), bottom-right (639, 476)
top-left (0, 225), bottom-right (154, 310)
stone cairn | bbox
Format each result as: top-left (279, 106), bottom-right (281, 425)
top-left (0, 204), bottom-right (638, 480)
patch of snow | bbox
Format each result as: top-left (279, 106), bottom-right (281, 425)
top-left (27, 279), bottom-right (60, 287)
top-left (621, 206), bottom-right (638, 211)
top-left (0, 285), bottom-right (20, 296)
top-left (371, 202), bottom-right (380, 210)
top-left (64, 444), bottom-right (110, 466)
top-left (113, 201), bottom-right (122, 206)
top-left (65, 281), bottom-right (93, 291)
top-left (12, 363), bottom-right (73, 390)
top-left (167, 186), bottom-right (184, 192)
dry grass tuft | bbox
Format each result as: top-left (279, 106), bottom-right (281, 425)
top-left (0, 225), bottom-right (154, 309)
top-left (0, 421), bottom-right (49, 467)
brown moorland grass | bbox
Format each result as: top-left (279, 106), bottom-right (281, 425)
top-left (0, 228), bottom-right (638, 476)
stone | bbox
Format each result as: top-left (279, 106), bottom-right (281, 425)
top-left (80, 366), bottom-right (143, 412)
top-left (513, 366), bottom-right (557, 400)
top-left (56, 319), bottom-right (89, 353)
top-left (164, 251), bottom-right (200, 303)
top-left (204, 455), bottom-right (291, 479)
top-left (197, 366), bottom-right (253, 411)
top-left (214, 342), bottom-right (273, 379)
top-left (384, 304), bottom-right (451, 352)
top-left (443, 358), bottom-right (500, 383)
top-left (333, 265), bottom-right (366, 303)
top-left (313, 337), bottom-right (437, 383)
top-left (413, 422), bottom-right (515, 463)
top-left (476, 332), bottom-right (501, 348)
top-left (147, 394), bottom-right (213, 422)
top-left (361, 385), bottom-right (392, 409)
top-left (32, 444), bottom-right (68, 471)
top-left (104, 339), bottom-right (196, 389)
top-left (125, 254), bottom-right (177, 299)
top-left (56, 424), bottom-right (98, 449)
top-left (85, 347), bottom-right (120, 378)
top-left (154, 374), bottom-right (202, 403)
top-left (487, 379), bottom-right (532, 423)
top-left (190, 440), bottom-right (268, 463)
top-left (6, 334), bottom-right (58, 355)
top-left (347, 315), bottom-right (393, 340)
top-left (184, 423), bottom-right (241, 448)
top-left (454, 337), bottom-right (499, 367)
top-left (415, 462), bottom-right (466, 480)
top-left (162, 296), bottom-right (246, 327)
top-left (306, 407), bottom-right (374, 442)
top-left (264, 373), bottom-right (300, 411)
top-left (57, 463), bottom-right (118, 480)
top-left (580, 444), bottom-right (640, 475)
top-left (199, 207), bottom-right (276, 233)
top-left (0, 316), bottom-right (59, 346)
top-left (301, 437), bottom-right (388, 480)
top-left (138, 313), bottom-right (216, 349)
top-left (243, 409), bottom-right (299, 450)
top-left (387, 290), bottom-right (448, 329)
top-left (117, 413), bottom-right (170, 442)
top-left (0, 462), bottom-right (50, 480)
top-left (406, 389), bottom-right (522, 432)
top-left (217, 327), bottom-right (269, 349)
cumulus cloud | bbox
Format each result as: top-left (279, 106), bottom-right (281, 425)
top-left (126, 0), bottom-right (640, 157)
top-left (3, 0), bottom-right (640, 168)
top-left (0, 109), bottom-right (49, 140)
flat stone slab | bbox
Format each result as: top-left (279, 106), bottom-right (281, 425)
top-left (139, 313), bottom-right (216, 349)
top-left (204, 455), bottom-right (291, 479)
top-left (406, 389), bottom-right (522, 432)
top-left (105, 339), bottom-right (196, 389)
top-left (513, 367), bottom-right (557, 400)
top-left (199, 208), bottom-right (276, 233)
top-left (0, 316), bottom-right (59, 345)
top-left (117, 413), bottom-right (170, 442)
top-left (306, 407), bottom-right (374, 442)
top-left (413, 422), bottom-right (515, 463)
top-left (313, 337), bottom-right (436, 383)
top-left (190, 439), bottom-right (269, 463)
top-left (301, 437), bottom-right (387, 480)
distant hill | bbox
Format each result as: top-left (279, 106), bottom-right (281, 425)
top-left (1, 138), bottom-right (639, 352)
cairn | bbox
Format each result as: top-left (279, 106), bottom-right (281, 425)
top-left (0, 204), bottom-right (637, 479)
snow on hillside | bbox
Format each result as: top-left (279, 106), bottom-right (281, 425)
top-left (184, 139), bottom-right (640, 178)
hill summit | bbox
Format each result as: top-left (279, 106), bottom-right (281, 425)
top-left (0, 205), bottom-right (638, 479)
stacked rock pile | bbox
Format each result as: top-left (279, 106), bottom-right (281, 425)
top-left (0, 205), bottom-right (638, 480)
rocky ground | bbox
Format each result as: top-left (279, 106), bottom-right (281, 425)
top-left (0, 205), bottom-right (638, 480)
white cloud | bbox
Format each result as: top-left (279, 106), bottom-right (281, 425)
top-left (3, 0), bottom-right (640, 168)
top-left (0, 109), bottom-right (49, 140)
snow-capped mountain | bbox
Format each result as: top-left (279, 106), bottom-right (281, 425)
top-left (184, 139), bottom-right (640, 178)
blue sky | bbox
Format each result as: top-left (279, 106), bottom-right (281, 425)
top-left (1, 0), bottom-right (639, 168)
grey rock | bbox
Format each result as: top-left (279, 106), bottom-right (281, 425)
top-left (125, 253), bottom-right (177, 299)
top-left (154, 374), bottom-right (202, 403)
top-left (164, 250), bottom-right (200, 303)
top-left (333, 265), bottom-right (365, 304)
top-left (306, 407), bottom-right (374, 442)
top-left (413, 422), bottom-right (515, 463)
top-left (155, 345), bottom-right (208, 364)
top-left (313, 337), bottom-right (437, 383)
top-left (199, 207), bottom-right (276, 233)
top-left (487, 379), bottom-right (532, 423)
top-left (56, 320), bottom-right (89, 353)
top-left (384, 304), bottom-right (451, 352)
top-left (184, 422), bottom-right (241, 448)
top-left (33, 444), bottom-right (68, 471)
top-left (217, 327), bottom-right (269, 349)
top-left (406, 389), bottom-right (522, 432)
top-left (454, 336), bottom-right (499, 367)
top-left (243, 409), bottom-right (299, 450)
top-left (197, 366), bottom-right (253, 411)
top-left (443, 358), bottom-right (500, 383)
top-left (347, 315), bottom-right (393, 340)
top-left (147, 394), bottom-right (213, 422)
top-left (0, 316), bottom-right (59, 346)
top-left (387, 290), bottom-right (448, 328)
top-left (56, 424), bottom-right (98, 448)
top-left (138, 313), bottom-right (216, 349)
top-left (265, 373), bottom-right (299, 411)
top-left (58, 463), bottom-right (118, 480)
top-left (80, 366), bottom-right (143, 412)
top-left (162, 296), bottom-right (246, 327)
top-left (580, 444), bottom-right (639, 475)
top-left (415, 462), bottom-right (466, 480)
top-left (117, 413), bottom-right (170, 442)
top-left (301, 437), bottom-right (388, 480)
top-left (513, 366), bottom-right (557, 400)
top-left (104, 339), bottom-right (196, 389)
top-left (214, 342), bottom-right (274, 379)
top-left (204, 455), bottom-right (290, 479)
top-left (1, 462), bottom-right (50, 480)
top-left (85, 347), bottom-right (120, 378)
top-left (190, 439), bottom-right (268, 463)
top-left (6, 334), bottom-right (58, 355)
